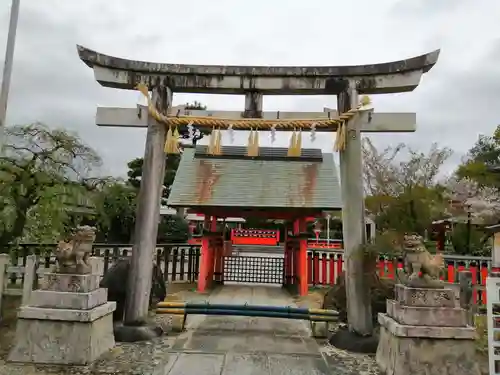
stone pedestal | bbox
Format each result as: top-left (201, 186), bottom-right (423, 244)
top-left (376, 284), bottom-right (480, 375)
top-left (8, 273), bottom-right (116, 365)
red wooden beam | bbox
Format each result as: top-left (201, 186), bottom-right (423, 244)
top-left (185, 207), bottom-right (331, 220)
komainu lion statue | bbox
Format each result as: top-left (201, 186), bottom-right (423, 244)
top-left (397, 233), bottom-right (445, 289)
top-left (55, 225), bottom-right (96, 274)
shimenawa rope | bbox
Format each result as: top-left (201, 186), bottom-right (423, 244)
top-left (136, 83), bottom-right (372, 154)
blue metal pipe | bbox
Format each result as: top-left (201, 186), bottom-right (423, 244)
top-left (156, 308), bottom-right (338, 321)
top-left (157, 302), bottom-right (338, 317)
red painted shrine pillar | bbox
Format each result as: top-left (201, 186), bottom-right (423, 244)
top-left (283, 224), bottom-right (289, 286)
top-left (297, 218), bottom-right (308, 296)
top-left (292, 220), bottom-right (300, 290)
top-left (206, 217), bottom-right (218, 286)
top-left (213, 217), bottom-right (224, 284)
top-left (197, 217), bottom-right (212, 292)
top-left (197, 216), bottom-right (225, 292)
top-left (197, 216), bottom-right (222, 292)
top-left (284, 223), bottom-right (295, 288)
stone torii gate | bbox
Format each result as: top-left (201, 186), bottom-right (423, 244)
top-left (77, 45), bottom-right (439, 336)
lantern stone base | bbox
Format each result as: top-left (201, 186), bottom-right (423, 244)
top-left (376, 314), bottom-right (479, 375)
top-left (376, 284), bottom-right (480, 375)
top-left (8, 273), bottom-right (116, 365)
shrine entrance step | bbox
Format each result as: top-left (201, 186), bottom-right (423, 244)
top-left (223, 255), bottom-right (284, 284)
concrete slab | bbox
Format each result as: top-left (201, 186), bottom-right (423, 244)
top-left (159, 285), bottom-right (334, 374)
top-left (165, 353), bottom-right (225, 375)
top-left (267, 354), bottom-right (331, 375)
top-left (221, 353), bottom-right (269, 375)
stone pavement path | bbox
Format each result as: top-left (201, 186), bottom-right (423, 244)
top-left (156, 285), bottom-right (333, 375)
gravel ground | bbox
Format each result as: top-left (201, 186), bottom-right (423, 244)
top-left (12, 285), bottom-right (490, 375)
top-left (0, 314), bottom-right (176, 375)
top-left (295, 289), bottom-right (382, 374)
top-left (321, 340), bottom-right (381, 375)
top-left (0, 314), bottom-right (383, 375)
top-left (0, 288), bottom-right (385, 375)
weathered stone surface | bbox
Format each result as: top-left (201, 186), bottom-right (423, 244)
top-left (376, 325), bottom-right (480, 375)
top-left (310, 321), bottom-right (329, 338)
top-left (77, 45), bottom-right (440, 95)
top-left (99, 258), bottom-right (166, 322)
top-left (322, 270), bottom-right (396, 325)
top-left (42, 273), bottom-right (100, 293)
top-left (8, 311), bottom-right (115, 365)
top-left (386, 300), bottom-right (467, 327)
top-left (17, 301), bottom-right (116, 322)
top-left (112, 323), bottom-right (163, 343)
top-left (395, 284), bottom-right (455, 307)
top-left (399, 234), bottom-right (445, 289)
top-left (378, 313), bottom-right (476, 339)
top-left (54, 225), bottom-right (96, 275)
top-left (29, 288), bottom-right (108, 310)
top-left (443, 282), bottom-right (460, 304)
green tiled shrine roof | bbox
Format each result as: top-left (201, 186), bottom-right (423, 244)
top-left (167, 145), bottom-right (342, 210)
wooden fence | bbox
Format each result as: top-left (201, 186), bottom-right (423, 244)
top-left (4, 244), bottom-right (200, 288)
top-left (2, 243), bottom-right (496, 305)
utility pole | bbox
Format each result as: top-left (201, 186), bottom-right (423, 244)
top-left (466, 201), bottom-right (472, 254)
top-left (0, 0), bottom-right (21, 153)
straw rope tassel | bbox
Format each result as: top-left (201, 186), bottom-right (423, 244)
top-left (172, 126), bottom-right (180, 154)
top-left (252, 130), bottom-right (260, 156)
top-left (247, 129), bottom-right (255, 156)
top-left (208, 127), bottom-right (216, 155)
top-left (214, 128), bottom-right (222, 155)
top-left (295, 129), bottom-right (302, 157)
top-left (334, 95), bottom-right (372, 152)
top-left (334, 122), bottom-right (345, 152)
top-left (164, 126), bottom-right (173, 154)
top-left (287, 129), bottom-right (297, 156)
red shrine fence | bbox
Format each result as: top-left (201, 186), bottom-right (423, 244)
top-left (188, 229), bottom-right (342, 249)
top-left (5, 243), bottom-right (493, 304)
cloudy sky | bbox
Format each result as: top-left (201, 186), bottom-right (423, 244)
top-left (1, 0), bottom-right (499, 177)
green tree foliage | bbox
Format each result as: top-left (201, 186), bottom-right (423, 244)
top-left (450, 223), bottom-right (488, 256)
top-left (363, 139), bottom-right (452, 235)
top-left (366, 186), bottom-right (449, 235)
top-left (93, 178), bottom-right (189, 243)
top-left (0, 123), bottom-right (102, 247)
top-left (157, 215), bottom-right (189, 243)
top-left (94, 181), bottom-right (137, 243)
top-left (184, 101), bottom-right (207, 110)
top-left (127, 154), bottom-right (180, 204)
top-left (457, 125), bottom-right (500, 188)
top-left (94, 152), bottom-right (190, 243)
top-left (126, 100), bottom-right (208, 198)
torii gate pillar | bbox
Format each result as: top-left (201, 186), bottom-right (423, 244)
top-left (338, 81), bottom-right (372, 335)
top-left (124, 85), bottom-right (172, 326)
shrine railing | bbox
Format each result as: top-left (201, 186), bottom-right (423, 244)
top-left (306, 250), bottom-right (492, 304)
top-left (3, 243), bottom-right (201, 287)
top-left (3, 243), bottom-right (494, 305)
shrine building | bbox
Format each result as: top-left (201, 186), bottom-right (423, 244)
top-left (167, 144), bottom-right (341, 295)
